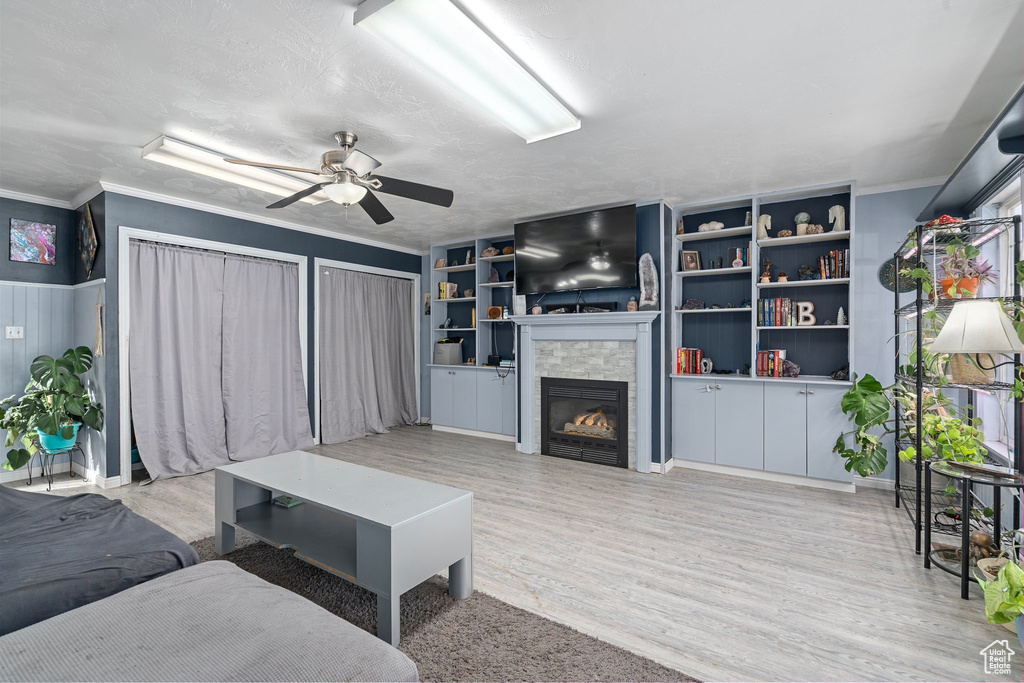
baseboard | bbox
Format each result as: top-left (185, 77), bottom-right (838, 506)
top-left (674, 459), bottom-right (856, 493)
top-left (0, 460), bottom-right (121, 488)
top-left (855, 476), bottom-right (895, 492)
top-left (432, 425), bottom-right (516, 443)
top-left (647, 458), bottom-right (675, 474)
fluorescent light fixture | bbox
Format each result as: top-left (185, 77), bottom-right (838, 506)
top-left (142, 136), bottom-right (328, 204)
top-left (355, 0), bottom-right (580, 143)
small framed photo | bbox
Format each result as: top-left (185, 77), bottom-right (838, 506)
top-left (435, 258), bottom-right (447, 269)
top-left (680, 250), bottom-right (702, 272)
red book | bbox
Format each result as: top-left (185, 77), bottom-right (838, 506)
top-left (676, 348), bottom-right (682, 375)
top-left (695, 349), bottom-right (704, 375)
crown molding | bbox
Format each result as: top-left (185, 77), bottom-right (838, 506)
top-left (856, 176), bottom-right (946, 196)
top-left (3, 182), bottom-right (428, 256)
top-left (0, 188), bottom-right (74, 210)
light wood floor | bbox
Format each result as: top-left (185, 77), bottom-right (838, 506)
top-left (16, 427), bottom-right (1019, 682)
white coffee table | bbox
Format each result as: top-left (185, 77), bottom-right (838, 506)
top-left (214, 451), bottom-right (473, 645)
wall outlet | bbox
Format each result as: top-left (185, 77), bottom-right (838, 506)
top-left (4, 326), bottom-right (24, 340)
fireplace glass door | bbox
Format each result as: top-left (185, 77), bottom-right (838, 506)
top-left (541, 377), bottom-right (628, 468)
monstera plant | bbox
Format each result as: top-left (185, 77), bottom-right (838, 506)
top-left (0, 347), bottom-right (103, 471)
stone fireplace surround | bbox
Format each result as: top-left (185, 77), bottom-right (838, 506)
top-left (511, 312), bottom-right (659, 473)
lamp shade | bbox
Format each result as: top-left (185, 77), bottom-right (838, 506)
top-left (929, 300), bottom-right (1021, 354)
top-left (323, 179), bottom-right (367, 206)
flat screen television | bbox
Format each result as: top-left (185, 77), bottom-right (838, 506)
top-left (514, 204), bottom-right (637, 295)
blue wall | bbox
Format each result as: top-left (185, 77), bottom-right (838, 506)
top-left (0, 198), bottom-right (76, 285)
top-left (93, 192), bottom-right (421, 480)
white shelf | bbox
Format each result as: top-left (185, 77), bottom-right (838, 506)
top-left (756, 325), bottom-right (850, 331)
top-left (479, 282), bottom-right (515, 288)
top-left (434, 263), bottom-right (477, 273)
top-left (675, 225), bottom-right (753, 243)
top-left (757, 231), bottom-right (850, 247)
top-left (435, 328), bottom-right (476, 332)
top-left (478, 318), bottom-right (514, 323)
top-left (675, 266), bottom-right (752, 278)
top-left (675, 307), bottom-right (752, 314)
top-left (480, 254), bottom-right (515, 262)
top-left (438, 296), bottom-right (476, 303)
top-left (757, 278), bottom-right (849, 288)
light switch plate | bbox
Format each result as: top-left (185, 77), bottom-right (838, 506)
top-left (5, 326), bottom-right (24, 340)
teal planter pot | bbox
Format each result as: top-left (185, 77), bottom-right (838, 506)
top-left (36, 423), bottom-right (80, 453)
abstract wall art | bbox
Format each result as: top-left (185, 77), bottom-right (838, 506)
top-left (9, 219), bottom-right (57, 265)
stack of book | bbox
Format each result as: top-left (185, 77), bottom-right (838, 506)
top-left (676, 348), bottom-right (705, 374)
top-left (819, 249), bottom-right (850, 279)
top-left (757, 349), bottom-right (787, 377)
top-left (758, 298), bottom-right (796, 327)
top-left (438, 281), bottom-right (451, 299)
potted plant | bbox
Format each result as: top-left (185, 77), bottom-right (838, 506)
top-left (939, 239), bottom-right (996, 298)
top-left (0, 347), bottom-right (103, 472)
top-left (976, 548), bottom-right (1024, 648)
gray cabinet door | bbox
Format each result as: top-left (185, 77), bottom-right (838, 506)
top-left (430, 368), bottom-right (454, 427)
top-left (452, 369), bottom-right (478, 430)
top-left (476, 372), bottom-right (503, 434)
top-left (671, 380), bottom-right (716, 463)
top-left (806, 386), bottom-right (853, 482)
top-left (763, 383), bottom-right (807, 475)
top-left (715, 382), bottom-right (764, 470)
top-left (501, 374), bottom-right (517, 437)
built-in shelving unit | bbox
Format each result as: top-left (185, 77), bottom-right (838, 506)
top-left (667, 183), bottom-right (856, 485)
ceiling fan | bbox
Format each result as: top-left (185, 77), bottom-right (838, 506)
top-left (223, 132), bottom-right (454, 225)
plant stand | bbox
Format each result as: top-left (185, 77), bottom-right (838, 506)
top-left (28, 444), bottom-right (85, 492)
top-left (925, 460), bottom-right (1023, 599)
top-left (893, 215), bottom-right (1022, 555)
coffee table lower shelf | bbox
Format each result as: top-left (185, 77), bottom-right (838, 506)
top-left (235, 502), bottom-right (358, 581)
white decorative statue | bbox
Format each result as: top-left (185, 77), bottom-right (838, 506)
top-left (638, 253), bottom-right (659, 310)
top-left (837, 306), bottom-right (847, 325)
top-left (829, 205), bottom-right (846, 232)
top-left (757, 214), bottom-right (772, 240)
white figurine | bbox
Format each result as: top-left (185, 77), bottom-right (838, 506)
top-left (837, 307), bottom-right (847, 325)
top-left (829, 205), bottom-right (846, 232)
top-left (757, 214), bottom-right (772, 240)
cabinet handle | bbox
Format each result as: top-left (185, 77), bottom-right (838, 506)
top-left (799, 390), bottom-right (806, 394)
top-left (808, 390), bottom-right (814, 395)
top-left (715, 384), bottom-right (722, 390)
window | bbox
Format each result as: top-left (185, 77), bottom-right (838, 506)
top-left (975, 175), bottom-right (1022, 464)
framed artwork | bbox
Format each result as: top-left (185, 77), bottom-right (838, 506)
top-left (77, 203), bottom-right (99, 278)
top-left (9, 219), bottom-right (57, 265)
top-left (435, 258), bottom-right (447, 269)
top-left (424, 292), bottom-right (431, 316)
top-left (680, 250), bottom-right (702, 272)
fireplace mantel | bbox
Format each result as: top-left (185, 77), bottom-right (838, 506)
top-left (513, 311), bottom-right (660, 473)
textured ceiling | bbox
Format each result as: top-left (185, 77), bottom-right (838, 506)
top-left (1, 0), bottom-right (1022, 251)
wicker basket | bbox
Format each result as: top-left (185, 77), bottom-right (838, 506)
top-left (949, 353), bottom-right (995, 384)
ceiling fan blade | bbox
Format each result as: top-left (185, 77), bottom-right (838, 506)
top-left (224, 158), bottom-right (324, 175)
top-left (372, 175), bottom-right (454, 208)
top-left (357, 189), bottom-right (395, 225)
top-left (342, 149), bottom-right (382, 176)
top-left (266, 182), bottom-right (330, 209)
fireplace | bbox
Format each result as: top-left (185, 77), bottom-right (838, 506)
top-left (541, 377), bottom-right (628, 468)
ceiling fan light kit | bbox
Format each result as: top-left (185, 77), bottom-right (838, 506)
top-left (141, 136), bottom-right (328, 204)
top-left (354, 0), bottom-right (580, 143)
top-left (323, 176), bottom-right (368, 205)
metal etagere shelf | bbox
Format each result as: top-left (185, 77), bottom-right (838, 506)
top-left (892, 214), bottom-right (1022, 563)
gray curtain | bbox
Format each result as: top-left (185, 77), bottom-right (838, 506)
top-left (319, 268), bottom-right (417, 443)
top-left (222, 255), bottom-right (314, 460)
top-left (129, 241), bottom-right (231, 479)
top-left (129, 240), bottom-right (313, 481)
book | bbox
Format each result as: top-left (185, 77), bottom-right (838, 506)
top-left (273, 495), bottom-right (303, 509)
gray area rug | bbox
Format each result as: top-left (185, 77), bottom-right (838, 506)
top-left (191, 536), bottom-right (696, 683)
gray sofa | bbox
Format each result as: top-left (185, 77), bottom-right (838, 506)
top-left (0, 560), bottom-right (418, 682)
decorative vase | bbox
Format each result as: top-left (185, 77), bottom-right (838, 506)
top-left (939, 277), bottom-right (979, 299)
top-left (36, 423), bottom-right (81, 453)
